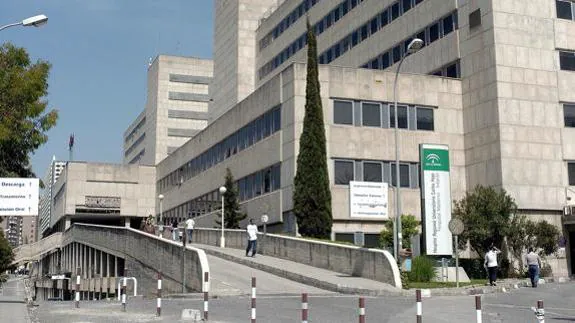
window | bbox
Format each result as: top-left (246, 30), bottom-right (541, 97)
top-left (569, 162), bottom-right (575, 186)
top-left (389, 105), bottom-right (408, 128)
top-left (469, 9), bottom-right (482, 28)
top-left (429, 23), bottom-right (440, 42)
top-left (361, 24), bottom-right (369, 40)
top-left (363, 162), bottom-right (382, 182)
top-left (392, 45), bottom-right (402, 63)
top-left (391, 2), bottom-right (400, 20)
top-left (335, 160), bottom-right (355, 185)
top-left (334, 100), bottom-right (354, 125)
top-left (446, 63), bottom-right (459, 78)
top-left (560, 51), bottom-right (575, 71)
top-left (391, 163), bottom-right (410, 187)
top-left (370, 17), bottom-right (379, 35)
top-left (362, 103), bottom-right (381, 127)
top-left (565, 104), bottom-right (575, 127)
top-left (380, 10), bottom-right (389, 27)
top-left (416, 108), bottom-right (434, 130)
top-left (402, 0), bottom-right (412, 13)
top-left (557, 0), bottom-right (574, 20)
top-left (381, 52), bottom-right (390, 69)
top-left (443, 14), bottom-right (454, 35)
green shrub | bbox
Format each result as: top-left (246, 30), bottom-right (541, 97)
top-left (459, 258), bottom-right (487, 279)
top-left (540, 263), bottom-right (552, 277)
top-left (408, 256), bottom-right (436, 282)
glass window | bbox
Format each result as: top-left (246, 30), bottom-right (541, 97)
top-left (246, 175), bottom-right (254, 200)
top-left (416, 108), bottom-right (434, 130)
top-left (370, 58), bottom-right (379, 69)
top-left (263, 111), bottom-right (272, 137)
top-left (565, 104), bottom-right (575, 127)
top-left (272, 164), bottom-right (281, 190)
top-left (363, 162), bottom-right (382, 182)
top-left (416, 30), bottom-right (426, 46)
top-left (446, 63), bottom-right (459, 78)
top-left (443, 14), bottom-right (454, 35)
top-left (334, 6), bottom-right (341, 22)
top-left (273, 107), bottom-right (281, 132)
top-left (380, 10), bottom-right (389, 27)
top-left (254, 171), bottom-right (262, 196)
top-left (391, 163), bottom-right (410, 187)
top-left (557, 0), bottom-right (574, 20)
top-left (342, 1), bottom-right (349, 14)
top-left (389, 105), bottom-right (408, 129)
top-left (570, 162), bottom-right (575, 186)
top-left (334, 44), bottom-right (341, 58)
top-left (391, 2), bottom-right (400, 20)
top-left (362, 102), bottom-right (381, 127)
top-left (335, 160), bottom-right (355, 185)
top-left (429, 23), bottom-right (440, 42)
top-left (392, 45), bottom-right (402, 63)
top-left (560, 51), bottom-right (575, 71)
top-left (402, 0), bottom-right (412, 13)
top-left (352, 31), bottom-right (359, 46)
top-left (326, 14), bottom-right (332, 28)
top-left (370, 17), bottom-right (379, 35)
top-left (381, 52), bottom-right (390, 69)
top-left (334, 100), bottom-right (354, 125)
top-left (361, 24), bottom-right (368, 40)
top-left (351, 0), bottom-right (358, 8)
top-left (263, 168), bottom-right (271, 193)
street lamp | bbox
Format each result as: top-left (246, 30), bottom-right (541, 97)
top-left (219, 186), bottom-right (227, 248)
top-left (393, 38), bottom-right (424, 263)
top-left (158, 194), bottom-right (164, 236)
top-left (0, 14), bottom-right (48, 32)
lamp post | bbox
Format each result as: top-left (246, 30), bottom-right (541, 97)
top-left (393, 38), bottom-right (424, 263)
top-left (0, 14), bottom-right (48, 32)
top-left (158, 194), bottom-right (164, 236)
top-left (219, 186), bottom-right (227, 248)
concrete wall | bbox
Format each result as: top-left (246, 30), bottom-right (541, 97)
top-left (63, 224), bottom-right (209, 295)
top-left (192, 228), bottom-right (401, 288)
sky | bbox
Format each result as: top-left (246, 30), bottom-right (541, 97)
top-left (1, 0), bottom-right (213, 177)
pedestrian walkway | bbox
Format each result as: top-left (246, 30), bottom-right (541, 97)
top-left (188, 242), bottom-right (402, 296)
top-left (0, 277), bottom-right (30, 323)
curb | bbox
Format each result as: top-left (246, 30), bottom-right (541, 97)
top-left (201, 247), bottom-right (402, 296)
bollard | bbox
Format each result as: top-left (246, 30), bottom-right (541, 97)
top-left (157, 272), bottom-right (162, 317)
top-left (75, 268), bottom-right (81, 308)
top-left (416, 289), bottom-right (422, 323)
top-left (204, 272), bottom-right (209, 321)
top-left (536, 300), bottom-right (544, 323)
top-left (301, 293), bottom-right (308, 323)
top-left (358, 297), bottom-right (365, 323)
top-left (121, 277), bottom-right (127, 312)
top-left (251, 277), bottom-right (256, 323)
top-left (475, 295), bottom-right (482, 323)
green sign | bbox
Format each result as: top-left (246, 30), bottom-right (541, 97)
top-left (422, 148), bottom-right (450, 172)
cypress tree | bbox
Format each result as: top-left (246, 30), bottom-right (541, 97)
top-left (215, 168), bottom-right (246, 229)
top-left (292, 20), bottom-right (332, 239)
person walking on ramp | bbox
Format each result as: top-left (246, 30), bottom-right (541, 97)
top-left (246, 219), bottom-right (258, 257)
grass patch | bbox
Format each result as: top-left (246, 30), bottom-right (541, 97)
top-left (407, 279), bottom-right (486, 289)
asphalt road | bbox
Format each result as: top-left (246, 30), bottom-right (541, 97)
top-left (0, 277), bottom-right (30, 323)
top-left (32, 281), bottom-right (575, 322)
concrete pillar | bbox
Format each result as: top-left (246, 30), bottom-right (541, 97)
top-left (114, 255), bottom-right (118, 277)
top-left (125, 217), bottom-right (131, 228)
top-left (100, 251), bottom-right (103, 278)
top-left (88, 247), bottom-right (92, 279)
top-left (65, 217), bottom-right (71, 230)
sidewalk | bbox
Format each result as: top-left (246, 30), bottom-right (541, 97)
top-left (0, 278), bottom-right (30, 323)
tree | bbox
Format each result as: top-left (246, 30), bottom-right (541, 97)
top-left (379, 214), bottom-right (420, 249)
top-left (0, 230), bottom-right (14, 273)
top-left (453, 185), bottom-right (517, 255)
top-left (0, 43), bottom-right (58, 178)
top-left (292, 20), bottom-right (332, 239)
top-left (215, 168), bottom-right (246, 229)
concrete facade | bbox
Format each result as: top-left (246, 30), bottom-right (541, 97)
top-left (123, 55), bottom-right (213, 166)
top-left (47, 162), bottom-right (156, 233)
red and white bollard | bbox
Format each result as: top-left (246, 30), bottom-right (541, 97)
top-left (475, 295), bottom-right (482, 323)
top-left (75, 268), bottom-right (80, 308)
top-left (204, 272), bottom-right (209, 321)
top-left (121, 277), bottom-right (127, 312)
top-left (536, 300), bottom-right (545, 323)
top-left (156, 272), bottom-right (162, 317)
top-left (251, 277), bottom-right (256, 323)
top-left (301, 293), bottom-right (308, 323)
top-left (416, 289), bottom-right (422, 323)
top-left (358, 297), bottom-right (365, 323)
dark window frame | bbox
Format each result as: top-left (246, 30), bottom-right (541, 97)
top-left (334, 100), bottom-right (354, 125)
top-left (564, 104), bottom-right (575, 127)
top-left (334, 160), bottom-right (355, 185)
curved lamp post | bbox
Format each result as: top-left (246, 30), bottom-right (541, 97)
top-left (0, 14), bottom-right (48, 32)
top-left (393, 38), bottom-right (424, 263)
top-left (219, 186), bottom-right (227, 248)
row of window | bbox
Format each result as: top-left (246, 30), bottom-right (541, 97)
top-left (128, 149), bottom-right (145, 165)
top-left (557, 0), bottom-right (575, 20)
top-left (357, 11), bottom-right (458, 70)
top-left (258, 0), bottom-right (427, 80)
top-left (560, 50), bottom-right (575, 71)
top-left (430, 60), bottom-right (461, 78)
top-left (334, 159), bottom-right (420, 188)
top-left (157, 106), bottom-right (282, 194)
top-left (259, 0), bottom-right (321, 50)
top-left (125, 117), bottom-right (146, 143)
top-left (124, 133), bottom-right (145, 157)
top-left (320, 0), bottom-right (427, 66)
top-left (159, 164), bottom-right (281, 223)
top-left (333, 100), bottom-right (435, 131)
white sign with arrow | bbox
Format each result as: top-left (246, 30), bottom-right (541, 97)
top-left (0, 178), bottom-right (40, 216)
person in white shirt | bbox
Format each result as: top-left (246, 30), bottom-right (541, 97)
top-left (245, 219), bottom-right (259, 257)
top-left (185, 216), bottom-right (195, 244)
top-left (524, 247), bottom-right (542, 288)
top-left (484, 245), bottom-right (501, 286)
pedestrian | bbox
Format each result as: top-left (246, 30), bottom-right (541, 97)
top-left (484, 244), bottom-right (501, 286)
top-left (245, 219), bottom-right (258, 257)
top-left (172, 219), bottom-right (179, 241)
top-left (185, 216), bottom-right (195, 243)
top-left (524, 247), bottom-right (542, 288)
